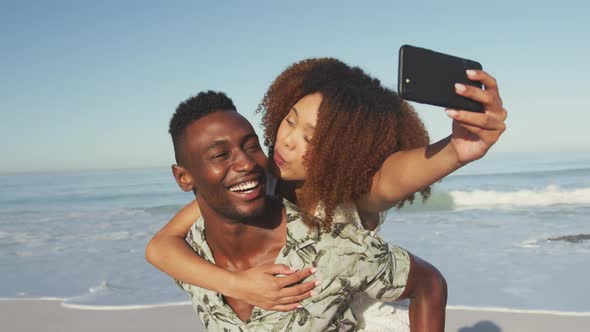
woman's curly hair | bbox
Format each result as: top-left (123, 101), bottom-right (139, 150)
top-left (258, 58), bottom-right (431, 231)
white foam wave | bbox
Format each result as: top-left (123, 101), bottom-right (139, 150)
top-left (60, 301), bottom-right (191, 311)
top-left (67, 208), bottom-right (148, 219)
top-left (0, 297), bottom-right (190, 310)
top-left (6, 232), bottom-right (49, 244)
top-left (0, 297), bottom-right (64, 302)
top-left (110, 208), bottom-right (149, 217)
top-left (87, 280), bottom-right (131, 295)
top-left (15, 250), bottom-right (35, 257)
top-left (450, 185), bottom-right (590, 208)
top-left (519, 239), bottom-right (540, 248)
top-left (3, 298), bottom-right (588, 315)
top-left (64, 280), bottom-right (191, 310)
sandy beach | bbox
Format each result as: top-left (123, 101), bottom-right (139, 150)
top-left (2, 299), bottom-right (589, 332)
top-left (445, 305), bottom-right (590, 332)
top-left (0, 299), bottom-right (200, 332)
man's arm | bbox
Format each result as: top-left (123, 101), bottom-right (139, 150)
top-left (400, 253), bottom-right (447, 332)
top-left (359, 237), bottom-right (446, 332)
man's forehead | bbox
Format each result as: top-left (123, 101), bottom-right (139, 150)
top-left (185, 111), bottom-right (255, 146)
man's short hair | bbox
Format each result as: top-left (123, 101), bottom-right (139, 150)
top-left (169, 91), bottom-right (236, 164)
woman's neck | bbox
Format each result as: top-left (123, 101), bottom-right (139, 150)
top-left (277, 180), bottom-right (317, 215)
top-left (277, 180), bottom-right (300, 203)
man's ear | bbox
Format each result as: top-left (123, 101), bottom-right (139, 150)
top-left (171, 164), bottom-right (195, 192)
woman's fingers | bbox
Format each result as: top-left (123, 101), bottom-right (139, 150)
top-left (466, 69), bottom-right (499, 92)
top-left (279, 280), bottom-right (319, 298)
top-left (276, 291), bottom-right (315, 305)
top-left (277, 267), bottom-right (316, 287)
top-left (452, 121), bottom-right (505, 144)
top-left (263, 279), bottom-right (318, 311)
top-left (265, 264), bottom-right (298, 275)
top-left (268, 303), bottom-right (302, 312)
top-left (446, 109), bottom-right (507, 131)
top-left (454, 83), bottom-right (502, 111)
top-left (456, 70), bottom-right (503, 111)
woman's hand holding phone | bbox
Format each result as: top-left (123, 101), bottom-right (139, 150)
top-left (446, 69), bottom-right (507, 165)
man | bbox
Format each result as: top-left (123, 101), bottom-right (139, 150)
top-left (165, 91), bottom-right (445, 331)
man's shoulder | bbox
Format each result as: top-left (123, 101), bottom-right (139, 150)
top-left (319, 222), bottom-right (380, 250)
top-left (184, 216), bottom-right (213, 261)
top-left (281, 198), bottom-right (381, 250)
top-left (186, 216), bottom-right (206, 242)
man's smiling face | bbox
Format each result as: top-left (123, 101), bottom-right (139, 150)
top-left (180, 110), bottom-right (268, 220)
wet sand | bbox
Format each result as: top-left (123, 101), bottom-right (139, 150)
top-left (2, 299), bottom-right (589, 331)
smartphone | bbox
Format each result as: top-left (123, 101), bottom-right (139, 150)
top-left (398, 45), bottom-right (484, 112)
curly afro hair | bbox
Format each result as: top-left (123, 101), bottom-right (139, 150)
top-left (169, 90), bottom-right (236, 165)
top-left (257, 58), bottom-right (431, 231)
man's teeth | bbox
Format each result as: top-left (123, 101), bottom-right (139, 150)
top-left (229, 180), bottom-right (259, 192)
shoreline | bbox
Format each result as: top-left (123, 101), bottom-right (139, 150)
top-left (1, 299), bottom-right (590, 332)
top-left (3, 297), bottom-right (589, 316)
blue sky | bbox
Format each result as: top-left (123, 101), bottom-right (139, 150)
top-left (1, 1), bottom-right (588, 173)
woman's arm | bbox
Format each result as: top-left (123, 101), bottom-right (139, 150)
top-left (145, 200), bottom-right (317, 311)
top-left (358, 70), bottom-right (507, 213)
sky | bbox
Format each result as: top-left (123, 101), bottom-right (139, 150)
top-left (1, 0), bottom-right (589, 173)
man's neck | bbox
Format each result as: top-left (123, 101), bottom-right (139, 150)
top-left (194, 198), bottom-right (287, 322)
top-left (198, 198), bottom-right (286, 271)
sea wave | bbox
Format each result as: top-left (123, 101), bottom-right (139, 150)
top-left (453, 166), bottom-right (590, 179)
top-left (398, 192), bottom-right (455, 212)
top-left (519, 234), bottom-right (590, 249)
top-left (397, 185), bottom-right (590, 212)
top-left (0, 230), bottom-right (149, 247)
top-left (0, 297), bottom-right (191, 310)
top-left (449, 185), bottom-right (590, 208)
top-left (61, 300), bottom-right (191, 311)
top-left (58, 280), bottom-right (190, 309)
top-left (142, 204), bottom-right (184, 216)
top-left (63, 280), bottom-right (133, 307)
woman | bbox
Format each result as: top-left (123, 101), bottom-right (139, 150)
top-left (146, 58), bottom-right (506, 331)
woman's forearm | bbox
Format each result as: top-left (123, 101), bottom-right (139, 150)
top-left (146, 233), bottom-right (235, 295)
top-left (145, 199), bottom-right (238, 296)
top-left (384, 135), bottom-right (462, 194)
top-left (145, 199), bottom-right (317, 310)
top-left (366, 135), bottom-right (462, 211)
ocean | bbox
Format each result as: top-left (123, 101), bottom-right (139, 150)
top-left (1, 151), bottom-right (589, 312)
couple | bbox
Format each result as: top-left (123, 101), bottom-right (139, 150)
top-left (146, 58), bottom-right (507, 331)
